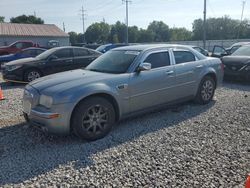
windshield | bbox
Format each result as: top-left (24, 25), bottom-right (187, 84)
top-left (232, 46), bottom-right (250, 56)
top-left (86, 50), bottom-right (140, 74)
top-left (36, 48), bottom-right (57, 60)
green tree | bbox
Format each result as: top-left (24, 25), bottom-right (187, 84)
top-left (0, 16), bottom-right (4, 23)
top-left (137, 29), bottom-right (154, 43)
top-left (147, 21), bottom-right (170, 42)
top-left (68, 31), bottom-right (78, 45)
top-left (128, 26), bottom-right (139, 43)
top-left (192, 16), bottom-right (249, 40)
top-left (85, 22), bottom-right (110, 43)
top-left (77, 33), bottom-right (85, 43)
top-left (170, 28), bottom-right (192, 41)
top-left (10, 15), bottom-right (44, 24)
top-left (109, 21), bottom-right (126, 43)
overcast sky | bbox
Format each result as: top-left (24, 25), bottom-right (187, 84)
top-left (0, 0), bottom-right (249, 33)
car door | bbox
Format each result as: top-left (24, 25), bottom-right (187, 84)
top-left (211, 45), bottom-right (228, 58)
top-left (172, 49), bottom-right (203, 99)
top-left (129, 50), bottom-right (176, 112)
top-left (44, 48), bottom-right (74, 74)
top-left (73, 48), bottom-right (97, 69)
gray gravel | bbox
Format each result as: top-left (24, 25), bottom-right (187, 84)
top-left (0, 73), bottom-right (250, 187)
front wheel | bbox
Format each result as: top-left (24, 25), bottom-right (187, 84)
top-left (195, 76), bottom-right (216, 105)
top-left (24, 69), bottom-right (42, 82)
top-left (71, 97), bottom-right (115, 141)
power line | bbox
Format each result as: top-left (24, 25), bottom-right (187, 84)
top-left (122, 0), bottom-right (131, 44)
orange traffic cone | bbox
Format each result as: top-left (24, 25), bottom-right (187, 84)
top-left (0, 86), bottom-right (5, 100)
top-left (246, 174), bottom-right (250, 188)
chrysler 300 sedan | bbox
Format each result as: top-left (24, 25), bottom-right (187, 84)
top-left (23, 44), bottom-right (224, 141)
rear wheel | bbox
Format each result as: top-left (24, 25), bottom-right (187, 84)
top-left (71, 97), bottom-right (115, 141)
top-left (195, 76), bottom-right (215, 104)
top-left (24, 69), bottom-right (42, 82)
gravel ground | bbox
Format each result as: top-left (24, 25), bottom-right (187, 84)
top-left (0, 73), bottom-right (250, 187)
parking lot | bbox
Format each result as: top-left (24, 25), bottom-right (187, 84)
top-left (0, 72), bottom-right (249, 187)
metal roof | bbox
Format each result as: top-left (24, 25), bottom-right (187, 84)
top-left (0, 23), bottom-right (69, 37)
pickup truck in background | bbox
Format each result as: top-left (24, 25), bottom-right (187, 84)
top-left (0, 41), bottom-right (40, 56)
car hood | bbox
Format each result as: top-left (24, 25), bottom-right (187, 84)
top-left (29, 69), bottom-right (116, 94)
top-left (0, 54), bottom-right (15, 61)
top-left (5, 57), bottom-right (39, 66)
top-left (0, 46), bottom-right (9, 50)
top-left (221, 56), bottom-right (250, 65)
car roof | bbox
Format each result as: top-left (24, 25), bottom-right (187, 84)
top-left (231, 42), bottom-right (250, 47)
top-left (113, 44), bottom-right (196, 51)
top-left (22, 47), bottom-right (46, 51)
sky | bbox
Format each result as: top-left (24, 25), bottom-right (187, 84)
top-left (0, 0), bottom-right (249, 33)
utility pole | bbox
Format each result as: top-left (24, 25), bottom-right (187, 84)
top-left (123, 0), bottom-right (131, 44)
top-left (63, 22), bottom-right (65, 32)
top-left (34, 11), bottom-right (36, 17)
top-left (203, 0), bottom-right (207, 49)
top-left (237, 1), bottom-right (246, 39)
top-left (80, 4), bottom-right (87, 43)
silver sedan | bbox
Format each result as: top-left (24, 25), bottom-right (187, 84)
top-left (23, 44), bottom-right (224, 141)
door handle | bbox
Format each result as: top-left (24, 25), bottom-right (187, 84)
top-left (196, 65), bottom-right (204, 68)
top-left (165, 70), bottom-right (174, 75)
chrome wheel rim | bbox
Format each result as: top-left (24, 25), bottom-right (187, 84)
top-left (82, 105), bottom-right (108, 135)
top-left (27, 71), bottom-right (40, 82)
top-left (201, 80), bottom-right (214, 101)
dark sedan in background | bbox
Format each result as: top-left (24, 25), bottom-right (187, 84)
top-left (2, 47), bottom-right (102, 82)
top-left (214, 45), bottom-right (250, 81)
top-left (96, 43), bottom-right (128, 53)
top-left (0, 47), bottom-right (46, 67)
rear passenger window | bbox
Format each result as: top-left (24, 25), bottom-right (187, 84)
top-left (174, 51), bottom-right (196, 64)
top-left (144, 52), bottom-right (170, 69)
top-left (74, 48), bottom-right (89, 57)
top-left (54, 49), bottom-right (72, 58)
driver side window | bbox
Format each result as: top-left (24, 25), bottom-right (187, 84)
top-left (144, 52), bottom-right (170, 69)
top-left (14, 43), bottom-right (23, 49)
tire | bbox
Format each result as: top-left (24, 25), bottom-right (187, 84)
top-left (194, 76), bottom-right (216, 105)
top-left (71, 97), bottom-right (115, 141)
top-left (24, 69), bottom-right (42, 82)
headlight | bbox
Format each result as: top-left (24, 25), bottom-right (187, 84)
top-left (6, 65), bottom-right (22, 71)
top-left (39, 95), bottom-right (53, 108)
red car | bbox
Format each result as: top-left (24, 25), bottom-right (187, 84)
top-left (0, 41), bottom-right (39, 55)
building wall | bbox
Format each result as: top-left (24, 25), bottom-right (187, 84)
top-left (0, 36), bottom-right (70, 47)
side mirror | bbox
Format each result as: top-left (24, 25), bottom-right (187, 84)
top-left (137, 62), bottom-right (151, 72)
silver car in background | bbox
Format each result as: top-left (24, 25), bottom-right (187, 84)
top-left (23, 44), bottom-right (224, 141)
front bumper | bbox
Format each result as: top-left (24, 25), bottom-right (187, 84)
top-left (2, 68), bottom-right (24, 82)
top-left (24, 103), bottom-right (74, 135)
